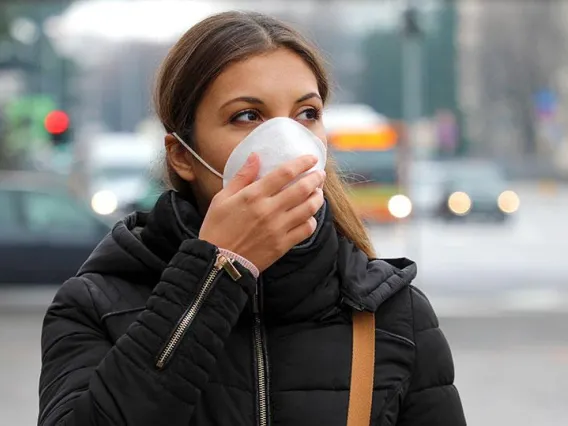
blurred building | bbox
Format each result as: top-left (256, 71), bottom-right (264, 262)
top-left (2, 0), bottom-right (466, 166)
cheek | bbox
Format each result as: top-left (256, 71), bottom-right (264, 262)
top-left (214, 138), bottom-right (243, 174)
top-left (194, 129), bottom-right (241, 175)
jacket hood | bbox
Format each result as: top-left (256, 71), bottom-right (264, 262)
top-left (336, 238), bottom-right (417, 312)
top-left (78, 193), bottom-right (417, 314)
top-left (77, 212), bottom-right (166, 284)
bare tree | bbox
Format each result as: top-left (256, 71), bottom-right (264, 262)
top-left (475, 1), bottom-right (568, 159)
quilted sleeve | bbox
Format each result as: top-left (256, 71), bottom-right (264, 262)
top-left (396, 286), bottom-right (467, 426)
top-left (39, 239), bottom-right (256, 426)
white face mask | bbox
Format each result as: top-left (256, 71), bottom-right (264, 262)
top-left (172, 117), bottom-right (327, 188)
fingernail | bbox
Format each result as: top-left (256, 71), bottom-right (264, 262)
top-left (246, 153), bottom-right (256, 165)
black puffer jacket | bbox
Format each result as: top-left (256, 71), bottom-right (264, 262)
top-left (39, 191), bottom-right (466, 426)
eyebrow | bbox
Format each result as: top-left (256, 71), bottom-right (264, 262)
top-left (221, 92), bottom-right (322, 109)
top-left (296, 92), bottom-right (322, 103)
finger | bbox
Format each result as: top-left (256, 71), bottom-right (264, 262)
top-left (283, 188), bottom-right (324, 229)
top-left (253, 155), bottom-right (318, 197)
top-left (223, 153), bottom-right (260, 196)
top-left (284, 216), bottom-right (318, 247)
top-left (275, 170), bottom-right (326, 211)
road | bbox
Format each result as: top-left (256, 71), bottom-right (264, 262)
top-left (370, 182), bottom-right (568, 315)
top-left (2, 311), bottom-right (568, 425)
top-left (446, 313), bottom-right (568, 426)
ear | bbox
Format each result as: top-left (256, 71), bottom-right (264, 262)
top-left (165, 134), bottom-right (196, 182)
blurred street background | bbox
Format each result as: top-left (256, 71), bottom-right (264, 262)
top-left (1, 0), bottom-right (568, 425)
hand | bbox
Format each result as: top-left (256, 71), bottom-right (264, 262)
top-left (199, 153), bottom-right (326, 272)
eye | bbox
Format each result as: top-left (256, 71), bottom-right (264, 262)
top-left (297, 107), bottom-right (321, 122)
top-left (231, 110), bottom-right (262, 123)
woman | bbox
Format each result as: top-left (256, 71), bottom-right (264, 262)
top-left (39, 11), bottom-right (466, 426)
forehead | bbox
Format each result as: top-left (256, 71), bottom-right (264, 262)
top-left (206, 48), bottom-right (320, 103)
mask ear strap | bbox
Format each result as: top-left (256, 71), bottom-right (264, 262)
top-left (171, 132), bottom-right (223, 179)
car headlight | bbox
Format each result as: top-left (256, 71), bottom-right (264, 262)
top-left (91, 190), bottom-right (118, 215)
top-left (448, 191), bottom-right (471, 215)
top-left (388, 194), bottom-right (413, 219)
top-left (497, 190), bottom-right (520, 214)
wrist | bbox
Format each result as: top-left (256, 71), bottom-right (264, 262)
top-left (218, 248), bottom-right (259, 280)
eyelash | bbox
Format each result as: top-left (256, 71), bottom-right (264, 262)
top-left (230, 107), bottom-right (322, 124)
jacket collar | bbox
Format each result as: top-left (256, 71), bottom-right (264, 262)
top-left (140, 191), bottom-right (338, 323)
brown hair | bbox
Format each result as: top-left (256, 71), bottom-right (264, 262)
top-left (154, 10), bottom-right (376, 258)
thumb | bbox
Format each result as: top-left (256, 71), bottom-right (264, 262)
top-left (223, 153), bottom-right (260, 196)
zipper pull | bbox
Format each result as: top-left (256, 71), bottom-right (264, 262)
top-left (215, 254), bottom-right (242, 282)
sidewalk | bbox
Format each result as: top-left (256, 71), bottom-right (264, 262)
top-left (428, 289), bottom-right (568, 318)
top-left (0, 285), bottom-right (57, 314)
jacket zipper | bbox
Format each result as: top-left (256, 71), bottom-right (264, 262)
top-left (156, 252), bottom-right (242, 370)
top-left (253, 278), bottom-right (269, 426)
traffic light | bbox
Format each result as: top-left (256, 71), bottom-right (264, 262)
top-left (44, 110), bottom-right (70, 146)
top-left (403, 7), bottom-right (422, 38)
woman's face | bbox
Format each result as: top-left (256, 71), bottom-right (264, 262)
top-left (167, 48), bottom-right (326, 212)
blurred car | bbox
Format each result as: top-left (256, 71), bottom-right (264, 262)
top-left (70, 132), bottom-right (161, 217)
top-left (0, 171), bottom-right (112, 285)
top-left (125, 177), bottom-right (164, 213)
top-left (436, 160), bottom-right (520, 223)
top-left (406, 161), bottom-right (447, 219)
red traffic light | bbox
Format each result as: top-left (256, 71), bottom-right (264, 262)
top-left (44, 110), bottom-right (70, 135)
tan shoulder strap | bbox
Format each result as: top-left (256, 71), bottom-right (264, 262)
top-left (347, 311), bottom-right (376, 426)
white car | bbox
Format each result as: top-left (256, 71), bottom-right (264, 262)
top-left (70, 132), bottom-right (162, 216)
